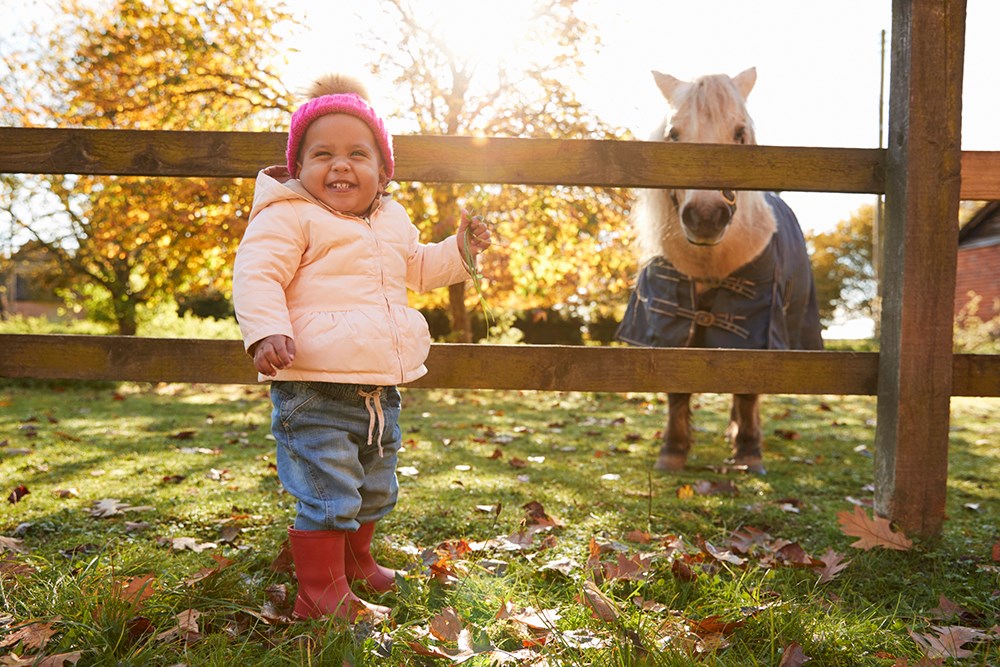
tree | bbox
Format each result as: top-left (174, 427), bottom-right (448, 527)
top-left (1, 0), bottom-right (295, 334)
top-left (362, 0), bottom-right (635, 341)
top-left (807, 204), bottom-right (877, 326)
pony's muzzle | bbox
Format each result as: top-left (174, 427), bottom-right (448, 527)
top-left (680, 199), bottom-right (733, 245)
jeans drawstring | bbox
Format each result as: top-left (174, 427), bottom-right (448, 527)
top-left (358, 388), bottom-right (385, 457)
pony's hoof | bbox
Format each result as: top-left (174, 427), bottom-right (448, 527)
top-left (654, 453), bottom-right (687, 471)
top-left (732, 457), bottom-right (766, 474)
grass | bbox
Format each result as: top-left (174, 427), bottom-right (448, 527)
top-left (1, 380), bottom-right (998, 665)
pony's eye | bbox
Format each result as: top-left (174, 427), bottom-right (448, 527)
top-left (734, 126), bottom-right (746, 144)
top-left (667, 128), bottom-right (680, 142)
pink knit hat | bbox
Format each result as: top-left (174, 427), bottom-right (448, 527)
top-left (285, 75), bottom-right (394, 180)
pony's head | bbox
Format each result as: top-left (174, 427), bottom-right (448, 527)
top-left (654, 67), bottom-right (757, 246)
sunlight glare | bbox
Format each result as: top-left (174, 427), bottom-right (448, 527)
top-left (427, 1), bottom-right (540, 73)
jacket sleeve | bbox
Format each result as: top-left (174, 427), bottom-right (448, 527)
top-left (232, 203), bottom-right (306, 352)
top-left (405, 224), bottom-right (472, 293)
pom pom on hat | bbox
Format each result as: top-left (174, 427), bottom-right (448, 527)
top-left (285, 74), bottom-right (394, 180)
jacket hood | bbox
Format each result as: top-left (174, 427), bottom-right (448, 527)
top-left (248, 166), bottom-right (307, 222)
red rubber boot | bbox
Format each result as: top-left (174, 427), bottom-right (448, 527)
top-left (344, 522), bottom-right (400, 593)
top-left (287, 527), bottom-right (390, 620)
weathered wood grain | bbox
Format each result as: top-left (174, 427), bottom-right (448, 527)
top-left (0, 127), bottom-right (885, 192)
top-left (875, 0), bottom-right (967, 538)
top-left (1, 334), bottom-right (997, 397)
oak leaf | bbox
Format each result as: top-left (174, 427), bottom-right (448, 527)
top-left (813, 548), bottom-right (851, 583)
top-left (909, 625), bottom-right (985, 659)
top-left (836, 505), bottom-right (912, 551)
top-left (0, 621), bottom-right (57, 651)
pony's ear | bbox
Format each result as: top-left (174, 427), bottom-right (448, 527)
top-left (732, 67), bottom-right (757, 100)
top-left (652, 70), bottom-right (687, 105)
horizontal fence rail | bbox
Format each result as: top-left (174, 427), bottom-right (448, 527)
top-left (1, 335), bottom-right (997, 397)
top-left (2, 127), bottom-right (996, 196)
top-left (0, 127), bottom-right (885, 192)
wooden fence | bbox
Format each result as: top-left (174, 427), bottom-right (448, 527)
top-left (1, 1), bottom-right (997, 537)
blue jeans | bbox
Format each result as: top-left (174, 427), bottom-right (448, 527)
top-left (270, 381), bottom-right (402, 531)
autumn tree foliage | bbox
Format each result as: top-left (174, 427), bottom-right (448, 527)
top-left (365, 0), bottom-right (635, 341)
top-left (1, 0), bottom-right (295, 334)
top-left (807, 204), bottom-right (877, 326)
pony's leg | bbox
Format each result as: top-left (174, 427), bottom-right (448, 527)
top-left (729, 393), bottom-right (765, 474)
top-left (657, 393), bottom-right (692, 471)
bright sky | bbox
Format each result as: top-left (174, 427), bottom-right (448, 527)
top-left (287, 0), bottom-right (998, 239)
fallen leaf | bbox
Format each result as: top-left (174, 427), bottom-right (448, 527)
top-left (691, 615), bottom-right (745, 637)
top-left (813, 548), bottom-right (851, 583)
top-left (155, 609), bottom-right (202, 644)
top-left (7, 485), bottom-right (29, 504)
top-left (0, 537), bottom-right (28, 554)
top-left (0, 620), bottom-right (57, 651)
top-left (777, 640), bottom-right (810, 666)
top-left (88, 499), bottom-right (155, 518)
top-left (429, 607), bottom-right (464, 642)
top-left (837, 505), bottom-right (913, 551)
top-left (928, 595), bottom-right (966, 622)
top-left (157, 537), bottom-right (217, 552)
top-left (111, 574), bottom-right (156, 609)
top-left (910, 625), bottom-right (985, 659)
top-left (578, 580), bottom-right (619, 622)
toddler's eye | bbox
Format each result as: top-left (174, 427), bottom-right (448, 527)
top-left (667, 128), bottom-right (680, 142)
top-left (734, 126), bottom-right (746, 144)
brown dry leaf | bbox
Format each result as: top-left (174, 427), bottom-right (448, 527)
top-left (692, 479), bottom-right (738, 496)
top-left (184, 554), bottom-right (234, 586)
top-left (0, 537), bottom-right (28, 555)
top-left (52, 488), bottom-right (79, 499)
top-left (602, 552), bottom-right (654, 581)
top-left (992, 540), bottom-right (1000, 562)
top-left (1, 652), bottom-right (83, 667)
top-left (429, 607), bottom-right (465, 642)
top-left (0, 621), bottom-right (58, 651)
top-left (7, 485), bottom-right (29, 504)
top-left (928, 594), bottom-right (966, 622)
top-left (501, 605), bottom-right (561, 632)
top-left (676, 484), bottom-right (695, 500)
top-left (88, 499), bottom-right (155, 518)
top-left (837, 505), bottom-right (913, 551)
top-left (0, 557), bottom-right (37, 580)
top-left (578, 580), bottom-right (619, 622)
top-left (777, 640), bottom-right (810, 666)
top-left (157, 537), bottom-right (217, 552)
top-left (111, 574), bottom-right (156, 609)
top-left (728, 526), bottom-right (773, 555)
top-left (155, 608), bottom-right (202, 644)
top-left (910, 625), bottom-right (986, 659)
top-left (813, 548), bottom-right (851, 583)
top-left (625, 529), bottom-right (651, 544)
top-left (269, 540), bottom-right (294, 574)
top-left (702, 541), bottom-right (745, 566)
top-left (691, 615), bottom-right (745, 637)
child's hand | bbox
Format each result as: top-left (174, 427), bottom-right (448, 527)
top-left (457, 209), bottom-right (492, 257)
top-left (250, 334), bottom-right (296, 376)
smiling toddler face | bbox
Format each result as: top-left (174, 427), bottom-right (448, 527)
top-left (296, 114), bottom-right (385, 217)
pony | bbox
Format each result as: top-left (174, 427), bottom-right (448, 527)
top-left (616, 68), bottom-right (823, 473)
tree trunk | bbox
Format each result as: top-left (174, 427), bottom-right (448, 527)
top-left (448, 282), bottom-right (470, 342)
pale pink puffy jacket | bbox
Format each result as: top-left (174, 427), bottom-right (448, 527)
top-left (232, 167), bottom-right (470, 384)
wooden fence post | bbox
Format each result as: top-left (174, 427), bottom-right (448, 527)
top-left (876, 0), bottom-right (967, 537)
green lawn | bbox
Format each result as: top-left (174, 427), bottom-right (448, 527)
top-left (1, 380), bottom-right (997, 665)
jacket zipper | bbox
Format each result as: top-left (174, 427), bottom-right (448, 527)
top-left (365, 211), bottom-right (406, 383)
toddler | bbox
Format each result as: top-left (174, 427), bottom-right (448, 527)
top-left (233, 74), bottom-right (491, 620)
